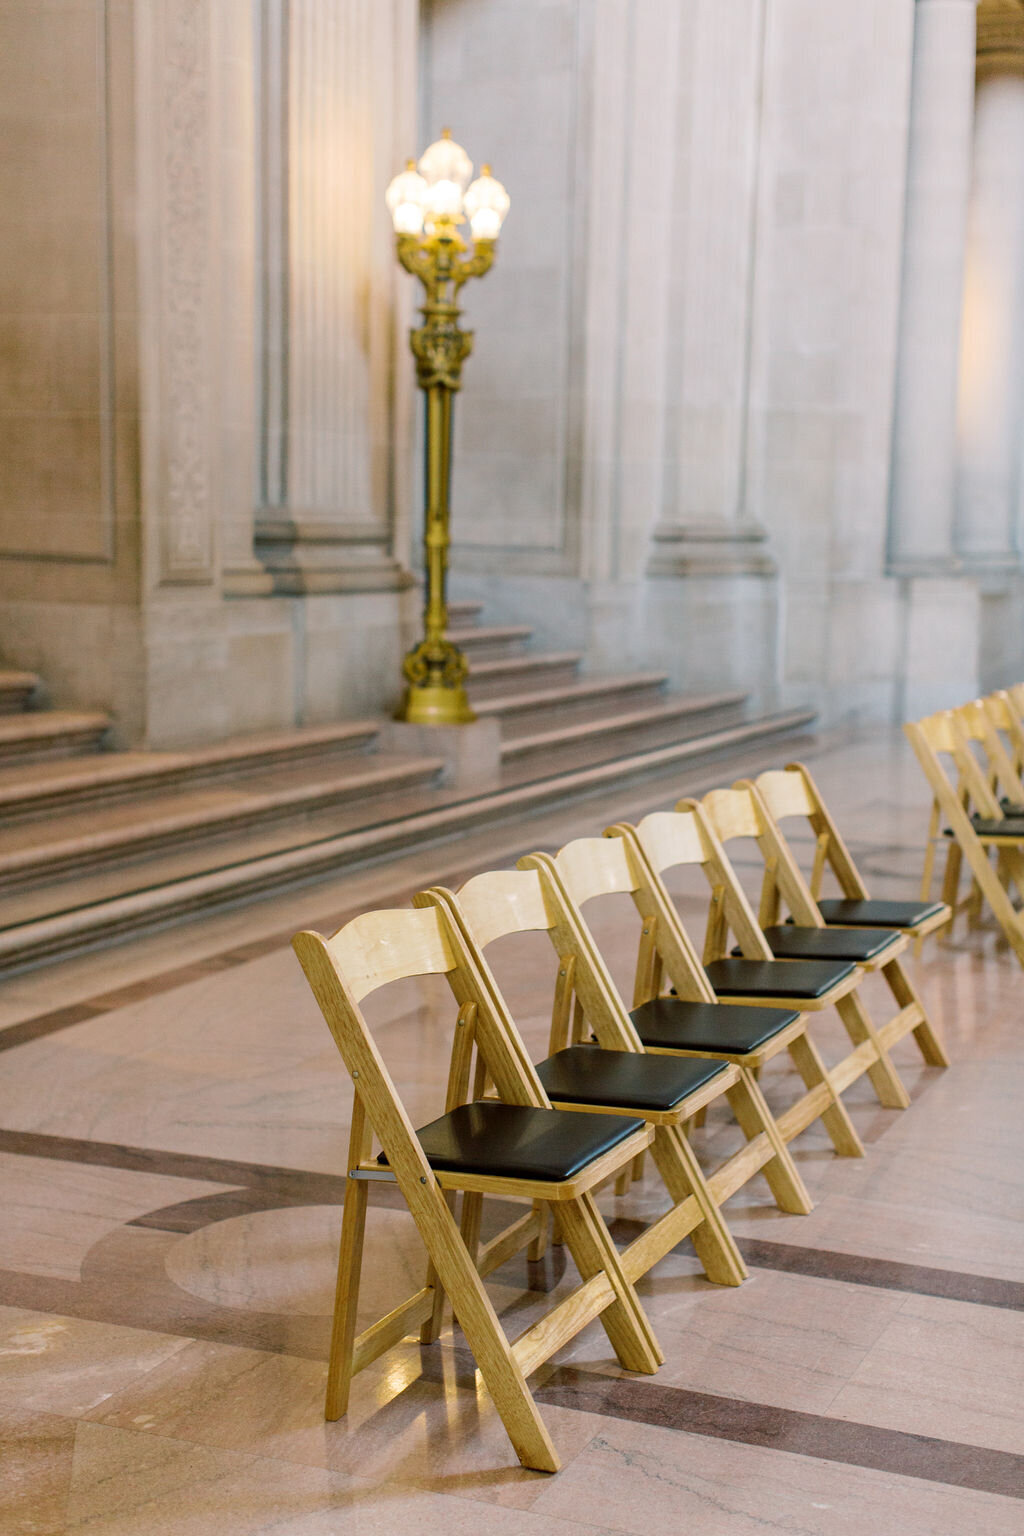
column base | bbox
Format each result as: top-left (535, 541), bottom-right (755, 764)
top-left (899, 576), bottom-right (980, 719)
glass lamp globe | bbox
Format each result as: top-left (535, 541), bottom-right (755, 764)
top-left (464, 166), bottom-right (510, 241)
top-left (385, 161), bottom-right (428, 234)
top-left (417, 129), bottom-right (473, 191)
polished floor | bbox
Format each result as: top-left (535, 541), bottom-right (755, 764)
top-left (2, 727), bottom-right (1023, 1534)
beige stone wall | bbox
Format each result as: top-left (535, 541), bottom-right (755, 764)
top-left (0, 0), bottom-right (145, 733)
top-left (0, 0), bottom-right (420, 747)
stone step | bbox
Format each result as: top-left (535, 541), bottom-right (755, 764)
top-left (475, 672), bottom-right (669, 734)
top-left (467, 650), bottom-right (583, 698)
top-left (501, 691), bottom-right (749, 777)
top-left (0, 707), bottom-right (816, 972)
top-left (0, 719), bottom-right (382, 822)
top-left (447, 624), bottom-right (534, 660)
top-left (0, 670), bottom-right (40, 714)
top-left (0, 752), bottom-right (445, 891)
top-left (0, 709), bottom-right (110, 764)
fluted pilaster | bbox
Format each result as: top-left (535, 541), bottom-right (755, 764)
top-left (956, 4), bottom-right (1024, 570)
top-left (888, 0), bottom-right (980, 573)
top-left (255, 0), bottom-right (417, 592)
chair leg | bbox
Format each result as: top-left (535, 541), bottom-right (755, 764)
top-left (881, 958), bottom-right (949, 1068)
top-left (725, 1069), bottom-right (814, 1214)
top-left (786, 1031), bottom-right (865, 1158)
top-left (407, 1181), bottom-right (562, 1472)
top-left (325, 1177), bottom-right (369, 1421)
top-left (648, 1122), bottom-right (747, 1286)
top-left (527, 1199), bottom-right (550, 1261)
top-left (834, 991), bottom-right (911, 1110)
top-left (940, 841), bottom-right (963, 924)
top-left (556, 1191), bottom-right (664, 1375)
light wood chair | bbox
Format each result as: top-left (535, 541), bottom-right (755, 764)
top-left (293, 904), bottom-right (661, 1474)
top-left (751, 764), bottom-right (948, 1069)
top-left (701, 782), bottom-right (942, 1094)
top-left (904, 710), bottom-right (1024, 966)
top-left (982, 691), bottom-right (1024, 805)
top-left (420, 867), bottom-right (810, 1292)
top-left (524, 823), bottom-right (866, 1162)
top-left (992, 686), bottom-right (1024, 782)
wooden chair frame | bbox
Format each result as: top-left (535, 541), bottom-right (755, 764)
top-left (995, 686), bottom-right (1024, 781)
top-left (698, 783), bottom-right (924, 1108)
top-left (905, 711), bottom-right (1024, 966)
top-left (751, 764), bottom-right (948, 1070)
top-left (293, 903), bottom-right (660, 1474)
top-left (600, 808), bottom-right (869, 1158)
top-left (500, 856), bottom-right (814, 1220)
top-left (420, 867), bottom-right (795, 1293)
top-left (523, 822), bottom-right (865, 1162)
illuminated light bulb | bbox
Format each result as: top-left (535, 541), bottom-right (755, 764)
top-left (393, 202), bottom-right (424, 235)
top-left (464, 166), bottom-right (510, 241)
top-left (425, 178), bottom-right (464, 220)
top-left (385, 161), bottom-right (428, 233)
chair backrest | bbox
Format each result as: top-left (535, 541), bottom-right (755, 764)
top-left (953, 699), bottom-right (1024, 809)
top-left (520, 831), bottom-right (717, 1008)
top-left (755, 763), bottom-right (870, 902)
top-left (622, 803), bottom-right (774, 968)
top-left (909, 709), bottom-right (1002, 819)
top-left (700, 784), bottom-right (825, 931)
top-left (423, 865), bottom-right (645, 1056)
top-left (986, 691), bottom-right (1024, 779)
top-left (293, 905), bottom-right (547, 1192)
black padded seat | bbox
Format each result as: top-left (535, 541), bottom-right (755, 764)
top-left (944, 813), bottom-right (1024, 838)
top-left (816, 897), bottom-right (946, 930)
top-left (705, 956), bottom-right (856, 999)
top-left (379, 1101), bottom-right (643, 1182)
top-left (757, 924), bottom-right (900, 963)
top-left (629, 997), bottom-right (801, 1055)
top-left (537, 1045), bottom-right (728, 1113)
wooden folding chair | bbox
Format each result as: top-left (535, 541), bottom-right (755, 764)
top-left (599, 807), bottom-right (876, 1157)
top-left (993, 686), bottom-right (1024, 782)
top-left (956, 698), bottom-right (1024, 812)
top-left (419, 868), bottom-right (810, 1293)
top-left (904, 710), bottom-right (1024, 966)
top-left (522, 822), bottom-right (866, 1162)
top-left (751, 764), bottom-right (948, 1069)
top-left (293, 904), bottom-right (661, 1474)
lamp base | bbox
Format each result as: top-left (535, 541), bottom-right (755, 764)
top-left (395, 683), bottom-right (477, 726)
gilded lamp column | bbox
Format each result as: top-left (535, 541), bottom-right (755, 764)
top-left (385, 132), bottom-right (510, 725)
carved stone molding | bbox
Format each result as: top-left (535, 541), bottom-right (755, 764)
top-left (253, 517), bottom-right (415, 594)
top-left (646, 521), bottom-right (776, 578)
top-left (137, 0), bottom-right (216, 587)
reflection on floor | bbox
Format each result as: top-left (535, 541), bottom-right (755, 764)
top-left (2, 726), bottom-right (1023, 1534)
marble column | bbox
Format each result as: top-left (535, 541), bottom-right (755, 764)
top-left (255, 0), bottom-right (417, 593)
top-left (888, 0), bottom-right (979, 572)
top-left (956, 54), bottom-right (1024, 569)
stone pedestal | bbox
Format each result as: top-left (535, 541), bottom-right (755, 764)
top-left (381, 719), bottom-right (502, 791)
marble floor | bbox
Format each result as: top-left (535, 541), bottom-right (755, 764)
top-left (2, 727), bottom-right (1023, 1534)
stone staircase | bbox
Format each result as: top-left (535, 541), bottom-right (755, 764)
top-left (0, 602), bottom-right (814, 971)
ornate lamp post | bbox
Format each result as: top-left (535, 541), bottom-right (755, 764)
top-left (385, 131), bottom-right (510, 725)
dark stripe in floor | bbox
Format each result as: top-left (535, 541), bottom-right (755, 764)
top-left (536, 1366), bottom-right (1024, 1500)
top-left (737, 1237), bottom-right (1024, 1313)
top-left (6, 1126), bottom-right (1019, 1313)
